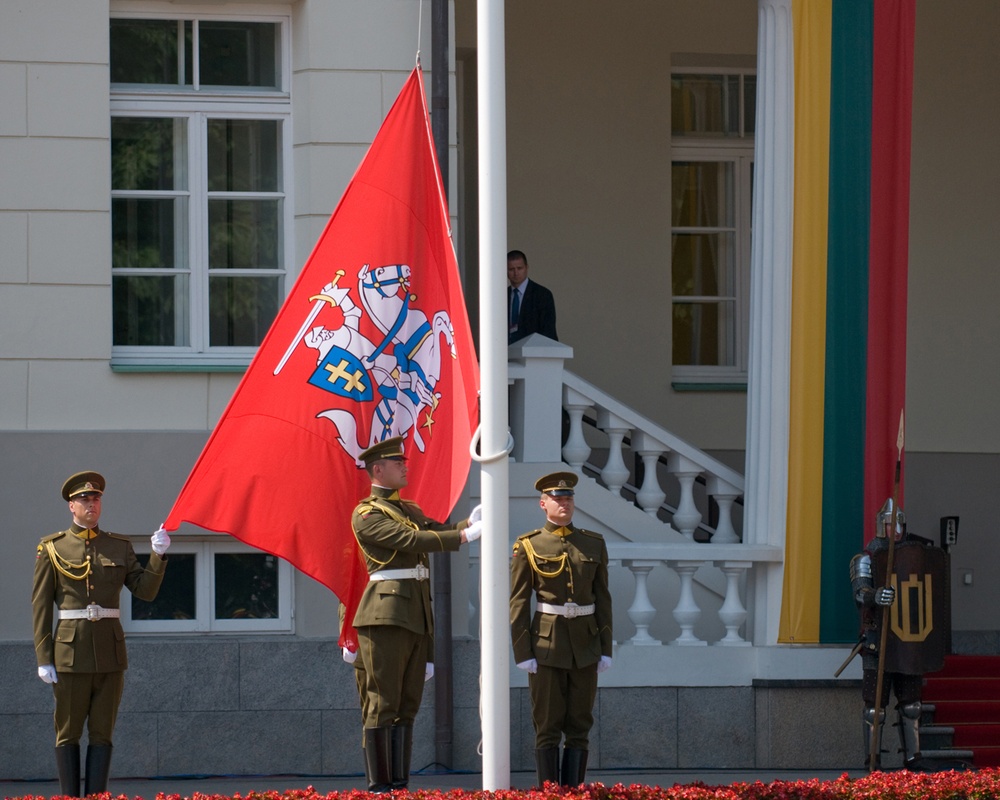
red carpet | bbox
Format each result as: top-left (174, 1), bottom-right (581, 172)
top-left (924, 655), bottom-right (1000, 767)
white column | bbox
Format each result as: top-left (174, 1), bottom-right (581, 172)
top-left (509, 337), bottom-right (573, 463)
top-left (744, 0), bottom-right (794, 645)
top-left (477, 0), bottom-right (510, 788)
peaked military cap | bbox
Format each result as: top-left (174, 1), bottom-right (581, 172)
top-left (62, 470), bottom-right (106, 501)
top-left (359, 436), bottom-right (407, 468)
top-left (535, 471), bottom-right (578, 496)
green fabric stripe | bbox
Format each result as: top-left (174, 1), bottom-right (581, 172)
top-left (820, 0), bottom-right (873, 643)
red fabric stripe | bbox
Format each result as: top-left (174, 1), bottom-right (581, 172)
top-left (864, 0), bottom-right (915, 542)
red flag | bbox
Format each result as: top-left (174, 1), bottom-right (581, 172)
top-left (164, 68), bottom-right (479, 648)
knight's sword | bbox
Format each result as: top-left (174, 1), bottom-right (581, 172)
top-left (273, 270), bottom-right (346, 376)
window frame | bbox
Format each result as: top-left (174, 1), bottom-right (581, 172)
top-left (109, 6), bottom-right (293, 371)
top-left (123, 536), bottom-right (294, 634)
top-left (670, 67), bottom-right (755, 387)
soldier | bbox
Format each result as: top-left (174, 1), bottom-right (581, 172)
top-left (32, 471), bottom-right (170, 797)
top-left (850, 498), bottom-right (948, 770)
top-left (350, 436), bottom-right (482, 792)
top-left (510, 471), bottom-right (613, 787)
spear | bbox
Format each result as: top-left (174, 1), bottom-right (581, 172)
top-left (869, 409), bottom-right (905, 772)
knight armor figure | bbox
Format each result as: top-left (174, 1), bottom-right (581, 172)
top-left (849, 498), bottom-right (949, 770)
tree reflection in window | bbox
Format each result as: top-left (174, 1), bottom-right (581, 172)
top-left (215, 552), bottom-right (278, 619)
top-left (132, 553), bottom-right (196, 620)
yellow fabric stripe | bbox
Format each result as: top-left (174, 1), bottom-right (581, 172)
top-left (779, 0), bottom-right (833, 643)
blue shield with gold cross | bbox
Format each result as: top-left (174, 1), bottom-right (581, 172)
top-left (308, 346), bottom-right (373, 402)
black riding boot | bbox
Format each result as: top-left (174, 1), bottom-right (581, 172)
top-left (390, 724), bottom-right (413, 789)
top-left (55, 744), bottom-right (81, 798)
top-left (560, 747), bottom-right (589, 787)
top-left (84, 744), bottom-right (113, 796)
top-left (535, 747), bottom-right (560, 786)
top-left (364, 727), bottom-right (393, 793)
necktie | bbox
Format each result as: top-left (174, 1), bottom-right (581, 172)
top-left (510, 286), bottom-right (521, 327)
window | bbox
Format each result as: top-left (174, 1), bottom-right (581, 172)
top-left (123, 538), bottom-right (293, 633)
top-left (670, 70), bottom-right (755, 386)
top-left (110, 13), bottom-right (291, 369)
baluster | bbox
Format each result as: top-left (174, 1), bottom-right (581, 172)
top-left (715, 561), bottom-right (751, 646)
top-left (632, 431), bottom-right (668, 516)
top-left (596, 408), bottom-right (630, 496)
top-left (622, 559), bottom-right (661, 645)
top-left (668, 453), bottom-right (703, 540)
top-left (668, 560), bottom-right (707, 645)
top-left (707, 477), bottom-right (741, 543)
top-left (561, 386), bottom-right (593, 469)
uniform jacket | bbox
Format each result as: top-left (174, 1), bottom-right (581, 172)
top-left (510, 522), bottom-right (612, 669)
top-left (351, 486), bottom-right (467, 637)
top-left (32, 525), bottom-right (167, 672)
top-left (510, 279), bottom-right (558, 343)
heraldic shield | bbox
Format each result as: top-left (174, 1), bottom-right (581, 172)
top-left (872, 541), bottom-right (950, 675)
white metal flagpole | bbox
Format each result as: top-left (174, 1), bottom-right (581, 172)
top-left (476, 0), bottom-right (511, 789)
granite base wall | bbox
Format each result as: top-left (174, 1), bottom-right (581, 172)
top-left (0, 638), bottom-right (885, 781)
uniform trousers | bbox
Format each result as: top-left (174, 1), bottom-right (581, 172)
top-left (52, 671), bottom-right (125, 745)
top-left (357, 626), bottom-right (428, 727)
top-left (529, 663), bottom-right (598, 749)
top-left (862, 669), bottom-right (922, 707)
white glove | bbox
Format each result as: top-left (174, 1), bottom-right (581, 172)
top-left (875, 587), bottom-right (895, 606)
top-left (463, 520), bottom-right (483, 542)
top-left (342, 647), bottom-right (357, 664)
top-left (38, 665), bottom-right (58, 684)
top-left (425, 663), bottom-right (435, 682)
top-left (516, 658), bottom-right (538, 674)
top-left (151, 526), bottom-right (171, 555)
top-left (597, 655), bottom-right (613, 674)
top-left (468, 504), bottom-right (483, 525)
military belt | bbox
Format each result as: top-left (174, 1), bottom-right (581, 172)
top-left (369, 566), bottom-right (430, 581)
top-left (57, 604), bottom-right (120, 621)
top-left (538, 601), bottom-right (595, 618)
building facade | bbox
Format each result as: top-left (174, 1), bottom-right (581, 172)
top-left (2, 0), bottom-right (998, 781)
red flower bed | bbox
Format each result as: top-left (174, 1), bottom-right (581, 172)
top-left (9, 771), bottom-right (1000, 800)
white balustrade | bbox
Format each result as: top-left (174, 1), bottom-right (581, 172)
top-left (668, 453), bottom-right (703, 540)
top-left (631, 431), bottom-right (668, 516)
top-left (716, 561), bottom-right (751, 645)
top-left (596, 408), bottom-right (631, 496)
top-left (668, 559), bottom-right (708, 645)
top-left (621, 559), bottom-right (661, 645)
top-left (561, 386), bottom-right (593, 469)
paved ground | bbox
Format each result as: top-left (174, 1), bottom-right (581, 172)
top-left (2, 768), bottom-right (866, 799)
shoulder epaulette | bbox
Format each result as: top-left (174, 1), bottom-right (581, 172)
top-left (40, 531), bottom-right (66, 544)
top-left (106, 531), bottom-right (130, 542)
top-left (576, 528), bottom-right (604, 540)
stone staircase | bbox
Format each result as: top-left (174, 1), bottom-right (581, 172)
top-left (922, 655), bottom-right (1000, 767)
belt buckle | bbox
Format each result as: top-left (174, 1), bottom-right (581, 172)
top-left (564, 602), bottom-right (580, 619)
top-left (86, 603), bottom-right (101, 622)
top-left (416, 565), bottom-right (429, 580)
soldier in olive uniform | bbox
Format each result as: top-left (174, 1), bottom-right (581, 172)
top-left (350, 437), bottom-right (482, 792)
top-left (32, 471), bottom-right (170, 797)
top-left (510, 471), bottom-right (613, 787)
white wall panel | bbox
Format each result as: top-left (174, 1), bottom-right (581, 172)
top-left (0, 212), bottom-right (29, 283)
top-left (29, 212), bottom-right (110, 284)
top-left (28, 64), bottom-right (109, 138)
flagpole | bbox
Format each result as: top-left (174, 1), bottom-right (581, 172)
top-left (477, 0), bottom-right (511, 789)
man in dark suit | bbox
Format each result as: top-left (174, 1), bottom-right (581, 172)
top-left (350, 436), bottom-right (482, 792)
top-left (510, 471), bottom-right (613, 787)
top-left (508, 249), bottom-right (558, 344)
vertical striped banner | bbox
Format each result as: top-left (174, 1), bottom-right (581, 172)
top-left (779, 0), bottom-right (915, 644)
